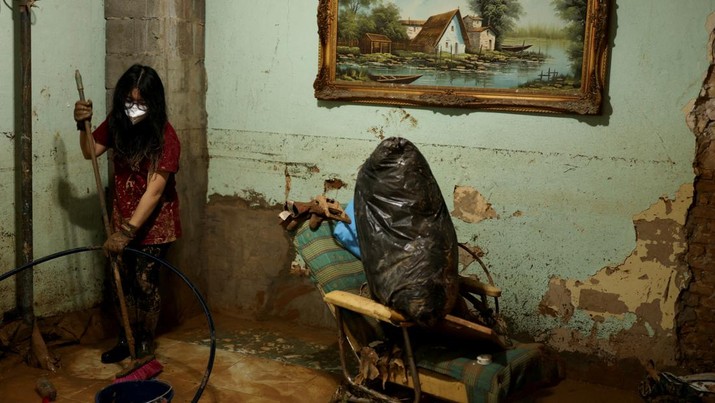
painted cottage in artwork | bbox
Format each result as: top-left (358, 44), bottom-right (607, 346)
top-left (409, 9), bottom-right (470, 55)
top-left (360, 33), bottom-right (392, 54)
top-left (463, 15), bottom-right (495, 52)
top-left (399, 18), bottom-right (426, 40)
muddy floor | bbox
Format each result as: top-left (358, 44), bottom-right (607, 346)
top-left (0, 312), bottom-right (646, 402)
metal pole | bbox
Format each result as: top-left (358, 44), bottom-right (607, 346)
top-left (17, 0), bottom-right (34, 325)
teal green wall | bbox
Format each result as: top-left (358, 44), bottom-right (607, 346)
top-left (0, 2), bottom-right (106, 316)
top-left (206, 1), bottom-right (714, 362)
top-left (2, 0), bottom-right (711, 364)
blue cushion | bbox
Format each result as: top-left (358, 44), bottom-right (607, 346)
top-left (332, 200), bottom-right (361, 258)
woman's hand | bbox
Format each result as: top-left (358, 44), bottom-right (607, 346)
top-left (103, 231), bottom-right (132, 255)
top-left (103, 222), bottom-right (137, 255)
top-left (74, 99), bottom-right (93, 123)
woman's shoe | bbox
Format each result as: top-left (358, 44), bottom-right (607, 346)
top-left (101, 338), bottom-right (130, 363)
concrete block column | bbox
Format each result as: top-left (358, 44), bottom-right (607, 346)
top-left (105, 0), bottom-right (208, 325)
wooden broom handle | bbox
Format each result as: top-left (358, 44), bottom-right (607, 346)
top-left (75, 70), bottom-right (136, 359)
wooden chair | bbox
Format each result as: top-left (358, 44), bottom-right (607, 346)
top-left (292, 220), bottom-right (562, 403)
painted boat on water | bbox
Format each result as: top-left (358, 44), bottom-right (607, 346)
top-left (501, 44), bottom-right (533, 52)
top-left (368, 74), bottom-right (423, 84)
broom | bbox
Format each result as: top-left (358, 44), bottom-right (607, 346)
top-left (75, 70), bottom-right (163, 383)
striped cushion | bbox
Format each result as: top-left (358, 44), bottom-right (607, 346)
top-left (293, 220), bottom-right (366, 294)
top-left (293, 220), bottom-right (385, 347)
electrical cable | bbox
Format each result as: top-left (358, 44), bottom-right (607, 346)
top-left (0, 245), bottom-right (215, 403)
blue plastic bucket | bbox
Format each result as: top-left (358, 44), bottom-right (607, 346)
top-left (95, 380), bottom-right (173, 403)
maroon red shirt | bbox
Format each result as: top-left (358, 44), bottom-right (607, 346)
top-left (93, 119), bottom-right (182, 245)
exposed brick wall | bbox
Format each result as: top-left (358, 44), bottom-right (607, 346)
top-left (104, 0), bottom-right (208, 326)
top-left (681, 29), bottom-right (715, 371)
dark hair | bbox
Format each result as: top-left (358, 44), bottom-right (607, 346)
top-left (107, 64), bottom-right (167, 170)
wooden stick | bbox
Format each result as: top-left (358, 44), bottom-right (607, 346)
top-left (75, 70), bottom-right (136, 360)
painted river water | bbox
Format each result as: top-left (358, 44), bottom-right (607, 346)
top-left (338, 39), bottom-right (574, 89)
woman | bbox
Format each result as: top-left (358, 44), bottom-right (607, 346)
top-left (74, 64), bottom-right (181, 363)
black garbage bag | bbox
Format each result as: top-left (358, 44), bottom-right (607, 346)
top-left (354, 137), bottom-right (459, 327)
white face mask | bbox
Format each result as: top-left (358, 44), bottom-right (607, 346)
top-left (125, 102), bottom-right (148, 125)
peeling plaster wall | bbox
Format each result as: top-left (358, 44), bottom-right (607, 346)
top-left (539, 185), bottom-right (691, 365)
top-left (1, 3), bottom-right (106, 316)
top-left (205, 0), bottom-right (714, 365)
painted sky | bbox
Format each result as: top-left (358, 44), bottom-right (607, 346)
top-left (388, 0), bottom-right (563, 27)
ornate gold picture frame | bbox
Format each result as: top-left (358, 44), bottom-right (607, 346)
top-left (314, 0), bottom-right (611, 115)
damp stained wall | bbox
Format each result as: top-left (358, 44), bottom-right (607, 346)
top-left (205, 0), bottom-right (714, 364)
top-left (0, 2), bottom-right (106, 316)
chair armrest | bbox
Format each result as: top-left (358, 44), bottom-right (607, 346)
top-left (437, 314), bottom-right (510, 349)
top-left (459, 275), bottom-right (502, 298)
top-left (323, 290), bottom-right (409, 325)
top-left (325, 291), bottom-right (510, 348)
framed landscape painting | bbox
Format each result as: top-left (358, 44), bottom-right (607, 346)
top-left (314, 0), bottom-right (611, 115)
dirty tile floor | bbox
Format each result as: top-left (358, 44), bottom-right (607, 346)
top-left (0, 313), bottom-right (644, 402)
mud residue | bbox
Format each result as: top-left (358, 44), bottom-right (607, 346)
top-left (578, 289), bottom-right (628, 314)
top-left (323, 178), bottom-right (347, 192)
top-left (539, 278), bottom-right (575, 321)
top-left (367, 109), bottom-right (419, 140)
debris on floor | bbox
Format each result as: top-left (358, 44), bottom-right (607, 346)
top-left (172, 321), bottom-right (342, 374)
top-left (639, 360), bottom-right (715, 402)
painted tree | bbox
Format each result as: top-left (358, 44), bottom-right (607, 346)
top-left (551, 0), bottom-right (587, 79)
top-left (371, 3), bottom-right (408, 41)
top-left (340, 0), bottom-right (378, 14)
top-left (338, 0), bottom-right (406, 48)
top-left (468, 0), bottom-right (524, 48)
top-left (338, 3), bottom-right (376, 46)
